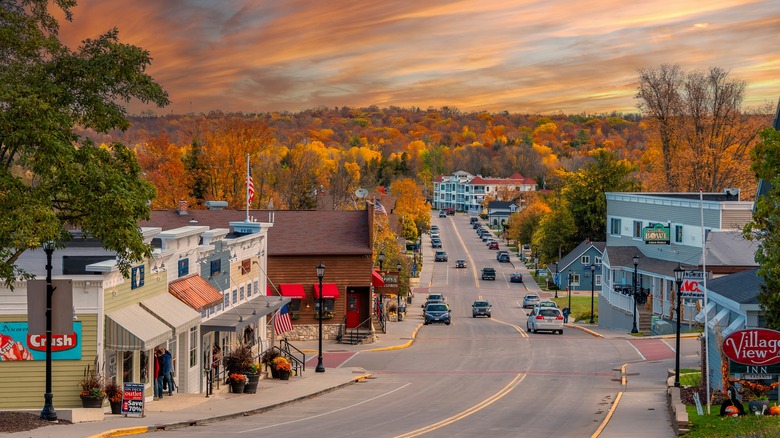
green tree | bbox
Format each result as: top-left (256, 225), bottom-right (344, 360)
top-left (744, 127), bottom-right (780, 329)
top-left (558, 149), bottom-right (640, 242)
top-left (532, 203), bottom-right (577, 264)
top-left (0, 1), bottom-right (169, 287)
top-left (183, 138), bottom-right (209, 206)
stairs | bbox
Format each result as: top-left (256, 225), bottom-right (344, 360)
top-left (338, 328), bottom-right (372, 345)
top-left (638, 311), bottom-right (652, 334)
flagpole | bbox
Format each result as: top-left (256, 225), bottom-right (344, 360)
top-left (246, 154), bottom-right (250, 222)
top-left (701, 188), bottom-right (710, 414)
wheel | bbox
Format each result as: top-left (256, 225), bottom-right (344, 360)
top-left (488, 314), bottom-right (491, 318)
top-left (423, 321), bottom-right (428, 325)
top-left (558, 330), bottom-right (563, 335)
top-left (473, 315), bottom-right (476, 318)
top-left (446, 320), bottom-right (451, 325)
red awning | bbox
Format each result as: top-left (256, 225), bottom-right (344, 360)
top-left (372, 270), bottom-right (385, 287)
top-left (278, 284), bottom-right (305, 299)
top-left (313, 283), bottom-right (340, 299)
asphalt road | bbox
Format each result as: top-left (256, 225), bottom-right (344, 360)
top-left (159, 214), bottom-right (691, 437)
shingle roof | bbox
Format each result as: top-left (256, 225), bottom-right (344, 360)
top-left (703, 231), bottom-right (758, 267)
top-left (707, 268), bottom-right (762, 305)
top-left (604, 246), bottom-right (684, 277)
top-left (139, 209), bottom-right (371, 256)
top-left (558, 240), bottom-right (605, 269)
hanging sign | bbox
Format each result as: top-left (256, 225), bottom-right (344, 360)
top-left (723, 329), bottom-right (780, 366)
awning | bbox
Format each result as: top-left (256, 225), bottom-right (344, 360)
top-left (372, 270), bottom-right (385, 287)
top-left (169, 275), bottom-right (223, 311)
top-left (723, 315), bottom-right (746, 338)
top-left (279, 284), bottom-right (305, 299)
top-left (140, 293), bottom-right (201, 336)
top-left (314, 283), bottom-right (340, 299)
top-left (106, 304), bottom-right (172, 351)
top-left (708, 308), bottom-right (730, 331)
top-left (201, 296), bottom-right (291, 333)
top-left (694, 301), bottom-right (716, 324)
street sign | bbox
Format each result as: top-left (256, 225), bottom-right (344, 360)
top-left (679, 270), bottom-right (707, 299)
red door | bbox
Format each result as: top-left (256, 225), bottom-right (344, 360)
top-left (346, 293), bottom-right (360, 328)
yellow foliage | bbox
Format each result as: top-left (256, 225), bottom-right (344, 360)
top-left (533, 122), bottom-right (558, 136)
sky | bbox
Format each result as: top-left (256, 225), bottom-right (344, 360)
top-left (57, 0), bottom-right (780, 116)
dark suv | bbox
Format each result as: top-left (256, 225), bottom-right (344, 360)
top-left (481, 267), bottom-right (496, 280)
top-left (423, 303), bottom-right (451, 325)
top-left (434, 250), bottom-right (448, 262)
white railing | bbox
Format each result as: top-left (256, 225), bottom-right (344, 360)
top-left (601, 286), bottom-right (633, 314)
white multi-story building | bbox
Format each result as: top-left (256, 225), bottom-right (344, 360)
top-left (432, 171), bottom-right (537, 213)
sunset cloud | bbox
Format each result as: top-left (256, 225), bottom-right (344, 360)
top-left (58, 0), bottom-right (780, 115)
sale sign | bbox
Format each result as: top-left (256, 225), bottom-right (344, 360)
top-left (723, 329), bottom-right (780, 366)
top-left (121, 382), bottom-right (145, 416)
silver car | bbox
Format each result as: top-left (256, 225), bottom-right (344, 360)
top-left (522, 294), bottom-right (540, 309)
top-left (527, 307), bottom-right (564, 334)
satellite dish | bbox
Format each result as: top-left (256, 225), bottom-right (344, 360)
top-left (355, 188), bottom-right (369, 199)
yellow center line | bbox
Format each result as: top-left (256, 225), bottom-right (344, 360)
top-left (394, 373), bottom-right (528, 438)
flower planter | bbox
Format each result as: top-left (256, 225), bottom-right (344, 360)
top-left (80, 395), bottom-right (105, 409)
top-left (278, 370), bottom-right (290, 381)
top-left (269, 366), bottom-right (279, 379)
top-left (230, 381), bottom-right (246, 394)
top-left (110, 400), bottom-right (122, 414)
top-left (244, 373), bottom-right (260, 393)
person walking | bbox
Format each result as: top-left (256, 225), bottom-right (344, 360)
top-left (162, 349), bottom-right (174, 396)
top-left (153, 349), bottom-right (163, 400)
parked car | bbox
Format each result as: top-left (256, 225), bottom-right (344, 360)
top-left (522, 293), bottom-right (540, 308)
top-left (430, 225), bottom-right (439, 231)
top-left (497, 251), bottom-right (511, 263)
top-left (481, 234), bottom-right (492, 242)
top-left (470, 217), bottom-right (479, 224)
top-left (526, 306), bottom-right (564, 334)
top-left (423, 303), bottom-right (451, 325)
top-left (472, 222), bottom-right (481, 229)
top-left (455, 259), bottom-right (467, 268)
top-left (481, 267), bottom-right (496, 280)
top-left (434, 250), bottom-right (448, 262)
top-left (488, 241), bottom-right (499, 250)
top-left (472, 300), bottom-right (492, 318)
top-left (430, 231), bottom-right (440, 239)
top-left (446, 208), bottom-right (455, 216)
top-left (431, 239), bottom-right (442, 248)
top-left (422, 293), bottom-right (446, 308)
top-left (510, 272), bottom-right (523, 283)
top-left (439, 210), bottom-right (447, 218)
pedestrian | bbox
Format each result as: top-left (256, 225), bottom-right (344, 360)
top-left (153, 349), bottom-right (163, 400)
top-left (162, 349), bottom-right (174, 396)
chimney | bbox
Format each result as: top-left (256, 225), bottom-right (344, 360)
top-left (178, 200), bottom-right (188, 215)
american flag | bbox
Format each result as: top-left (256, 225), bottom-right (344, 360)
top-left (246, 169), bottom-right (255, 205)
top-left (374, 200), bottom-right (387, 216)
top-left (274, 303), bottom-right (293, 335)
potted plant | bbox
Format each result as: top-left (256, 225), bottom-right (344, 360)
top-left (224, 342), bottom-right (253, 377)
top-left (261, 349), bottom-right (281, 378)
top-left (228, 373), bottom-right (247, 394)
top-left (274, 357), bottom-right (292, 380)
top-left (78, 365), bottom-right (106, 408)
top-left (105, 380), bottom-right (123, 414)
top-left (244, 362), bottom-right (260, 394)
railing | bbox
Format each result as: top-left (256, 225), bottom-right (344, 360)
top-left (278, 339), bottom-right (305, 375)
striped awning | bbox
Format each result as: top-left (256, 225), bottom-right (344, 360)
top-left (169, 275), bottom-right (223, 311)
top-left (140, 293), bottom-right (201, 336)
top-left (314, 283), bottom-right (340, 299)
top-left (106, 304), bottom-right (172, 351)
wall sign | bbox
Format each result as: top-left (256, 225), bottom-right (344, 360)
top-left (643, 224), bottom-right (670, 245)
top-left (0, 321), bottom-right (82, 361)
top-left (723, 329), bottom-right (780, 366)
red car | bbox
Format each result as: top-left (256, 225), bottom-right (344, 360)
top-left (488, 242), bottom-right (499, 250)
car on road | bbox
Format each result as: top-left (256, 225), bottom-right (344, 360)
top-left (481, 234), bottom-right (492, 242)
top-left (422, 293), bottom-right (446, 308)
top-left (472, 300), bottom-right (492, 318)
top-left (481, 267), bottom-right (496, 280)
top-left (472, 222), bottom-right (481, 229)
top-left (537, 300), bottom-right (558, 308)
top-left (434, 250), bottom-right (448, 262)
top-left (526, 306), bottom-right (564, 334)
top-left (455, 259), bottom-right (467, 268)
top-left (497, 253), bottom-right (511, 263)
top-left (470, 217), bottom-right (479, 224)
top-left (439, 210), bottom-right (447, 218)
top-left (522, 293), bottom-right (540, 308)
top-left (510, 272), bottom-right (523, 283)
top-left (430, 231), bottom-right (440, 239)
top-left (430, 225), bottom-right (439, 231)
top-left (488, 241), bottom-right (499, 250)
top-left (431, 239), bottom-right (442, 248)
top-left (423, 303), bottom-right (451, 325)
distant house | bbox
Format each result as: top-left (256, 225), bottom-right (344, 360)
top-left (432, 171), bottom-right (536, 213)
top-left (551, 240), bottom-right (605, 293)
top-left (486, 201), bottom-right (520, 228)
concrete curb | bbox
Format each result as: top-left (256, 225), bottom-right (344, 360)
top-left (363, 323), bottom-right (422, 352)
top-left (565, 323), bottom-right (604, 338)
top-left (86, 373), bottom-right (373, 438)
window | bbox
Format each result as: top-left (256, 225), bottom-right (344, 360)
top-left (610, 218), bottom-right (621, 236)
top-left (210, 259), bottom-right (221, 277)
top-left (675, 225), bottom-right (683, 243)
top-left (131, 266), bottom-right (144, 289)
top-left (239, 286), bottom-right (244, 301)
top-left (254, 280), bottom-right (259, 296)
top-left (595, 256), bottom-right (602, 265)
top-left (189, 327), bottom-right (197, 367)
top-left (232, 289), bottom-right (237, 304)
top-left (581, 255), bottom-right (590, 265)
top-left (223, 293), bottom-right (229, 308)
top-left (314, 298), bottom-right (335, 314)
top-left (178, 258), bottom-right (189, 277)
top-left (288, 299), bottom-right (301, 312)
top-left (247, 282), bottom-right (252, 297)
top-left (595, 274), bottom-right (602, 286)
top-left (633, 221), bottom-right (642, 239)
top-left (571, 273), bottom-right (580, 286)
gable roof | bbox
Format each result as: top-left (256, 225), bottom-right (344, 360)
top-left (707, 268), bottom-right (762, 305)
top-left (558, 240), bottom-right (605, 270)
top-left (140, 210), bottom-right (372, 256)
top-left (487, 201), bottom-right (517, 209)
top-left (604, 246), bottom-right (683, 277)
top-left (703, 231), bottom-right (758, 267)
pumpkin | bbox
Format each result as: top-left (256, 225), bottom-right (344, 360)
top-left (724, 405), bottom-right (739, 417)
top-left (769, 406), bottom-right (780, 416)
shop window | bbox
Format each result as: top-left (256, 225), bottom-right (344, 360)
top-left (210, 259), bottom-right (221, 277)
top-left (314, 298), bottom-right (335, 319)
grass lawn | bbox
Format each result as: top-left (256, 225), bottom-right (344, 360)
top-left (686, 405), bottom-right (780, 437)
top-left (550, 295), bottom-right (598, 323)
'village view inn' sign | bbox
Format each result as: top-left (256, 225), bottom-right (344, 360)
top-left (724, 329), bottom-right (780, 376)
top-left (643, 223), bottom-right (670, 245)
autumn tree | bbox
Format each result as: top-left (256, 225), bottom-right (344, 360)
top-left (278, 142), bottom-right (322, 209)
top-left (744, 125), bottom-right (780, 329)
top-left (136, 133), bottom-right (189, 209)
top-left (532, 203), bottom-right (577, 265)
top-left (390, 178), bottom-right (430, 240)
top-left (507, 197), bottom-right (551, 249)
top-left (182, 139), bottom-right (209, 206)
top-left (0, 0), bottom-right (169, 286)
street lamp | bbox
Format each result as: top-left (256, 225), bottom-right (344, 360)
top-left (590, 263), bottom-right (596, 324)
top-left (315, 262), bottom-right (325, 373)
top-left (554, 263), bottom-right (559, 299)
top-left (378, 251), bottom-right (385, 272)
top-left (40, 242), bottom-right (57, 421)
top-left (631, 254), bottom-right (639, 334)
top-left (396, 261), bottom-right (402, 316)
top-left (567, 272), bottom-right (573, 312)
top-left (673, 263), bottom-right (685, 387)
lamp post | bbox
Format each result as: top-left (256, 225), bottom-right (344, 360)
top-left (378, 251), bottom-right (385, 273)
top-left (40, 242), bottom-right (57, 421)
top-left (396, 261), bottom-right (402, 315)
top-left (590, 263), bottom-right (596, 324)
top-left (567, 272), bottom-right (573, 311)
top-left (673, 263), bottom-right (685, 387)
top-left (554, 263), bottom-right (559, 299)
top-left (631, 254), bottom-right (639, 334)
top-left (315, 263), bottom-right (325, 373)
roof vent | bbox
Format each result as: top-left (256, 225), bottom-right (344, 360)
top-left (205, 200), bottom-right (228, 210)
